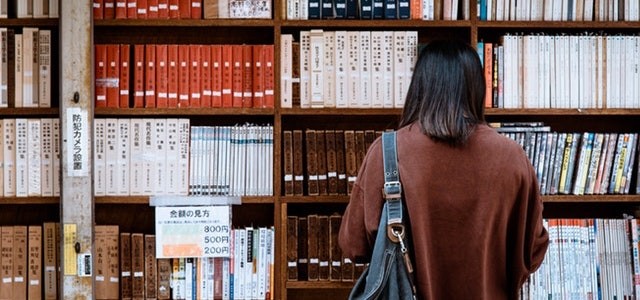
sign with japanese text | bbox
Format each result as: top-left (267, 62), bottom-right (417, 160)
top-left (65, 108), bottom-right (89, 176)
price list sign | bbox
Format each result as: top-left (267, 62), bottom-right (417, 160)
top-left (155, 206), bottom-right (231, 258)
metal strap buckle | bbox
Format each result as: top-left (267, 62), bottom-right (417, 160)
top-left (383, 181), bottom-right (402, 199)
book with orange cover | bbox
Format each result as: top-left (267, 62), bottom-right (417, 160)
top-left (251, 45), bottom-right (265, 108)
top-left (167, 44), bottom-right (179, 108)
top-left (305, 129), bottom-right (319, 195)
top-left (263, 45), bottom-right (275, 108)
top-left (242, 45), bottom-right (253, 108)
top-left (147, 0), bottom-right (159, 18)
top-left (115, 0), bottom-right (127, 19)
top-left (168, 0), bottom-right (179, 18)
top-left (133, 44), bottom-right (146, 108)
top-left (177, 44), bottom-right (190, 107)
top-left (119, 44), bottom-right (131, 108)
top-left (189, 44), bottom-right (202, 107)
top-left (94, 0), bottom-right (104, 19)
top-left (1, 226), bottom-right (14, 300)
top-left (155, 44), bottom-right (169, 108)
top-left (106, 44), bottom-right (121, 108)
top-left (94, 226), bottom-right (109, 299)
top-left (144, 235), bottom-right (157, 300)
top-left (126, 0), bottom-right (137, 18)
top-left (13, 226), bottom-right (27, 300)
top-left (316, 130), bottom-right (328, 195)
top-left (200, 45), bottom-right (212, 107)
top-left (95, 44), bottom-right (108, 107)
top-left (191, 0), bottom-right (202, 18)
top-left (157, 0), bottom-right (169, 18)
top-left (27, 226), bottom-right (42, 300)
top-left (144, 44), bottom-right (157, 108)
top-left (211, 45), bottom-right (223, 107)
top-left (221, 45), bottom-right (233, 107)
top-left (131, 233), bottom-right (145, 299)
top-left (179, 0), bottom-right (190, 18)
top-left (328, 214), bottom-right (342, 281)
top-left (106, 226), bottom-right (120, 300)
top-left (137, 0), bottom-right (148, 18)
top-left (286, 216), bottom-right (298, 280)
top-left (104, 0), bottom-right (115, 18)
top-left (306, 215), bottom-right (319, 281)
top-left (292, 130), bottom-right (304, 196)
top-left (483, 42), bottom-right (493, 108)
top-left (283, 130), bottom-right (294, 196)
top-left (231, 45), bottom-right (243, 108)
top-left (120, 232), bottom-right (132, 300)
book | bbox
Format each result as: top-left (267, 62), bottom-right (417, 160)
top-left (13, 226), bottom-right (27, 300)
top-left (329, 214), bottom-right (342, 281)
top-left (120, 232), bottom-right (132, 300)
top-left (38, 30), bottom-right (51, 108)
top-left (119, 44), bottom-right (131, 108)
top-left (315, 130), bottom-right (328, 195)
top-left (344, 130), bottom-right (357, 195)
top-left (95, 44), bottom-right (108, 107)
top-left (305, 129), bottom-right (318, 195)
top-left (144, 235), bottom-right (157, 299)
top-left (1, 226), bottom-right (14, 299)
top-left (178, 44), bottom-right (190, 107)
top-left (42, 222), bottom-right (57, 300)
top-left (335, 130), bottom-right (347, 194)
top-left (133, 44), bottom-right (145, 108)
top-left (131, 233), bottom-right (145, 299)
top-left (283, 131), bottom-right (294, 196)
top-left (144, 44), bottom-right (157, 108)
top-left (306, 215), bottom-right (319, 281)
top-left (286, 216), bottom-right (298, 280)
top-left (40, 118), bottom-right (53, 197)
top-left (22, 28), bottom-right (39, 108)
top-left (292, 130), bottom-right (304, 196)
top-left (156, 259), bottom-right (171, 299)
top-left (189, 44), bottom-right (202, 107)
top-left (297, 217), bottom-right (308, 280)
top-left (317, 215), bottom-right (330, 280)
top-left (155, 44), bottom-right (169, 108)
top-left (27, 226), bottom-right (42, 300)
top-left (3, 119), bottom-right (15, 197)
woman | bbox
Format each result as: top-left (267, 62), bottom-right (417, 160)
top-left (339, 39), bottom-right (549, 299)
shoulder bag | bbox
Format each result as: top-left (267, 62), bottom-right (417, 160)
top-left (348, 131), bottom-right (418, 300)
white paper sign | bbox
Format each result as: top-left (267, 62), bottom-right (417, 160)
top-left (155, 205), bottom-right (231, 258)
top-left (65, 107), bottom-right (89, 176)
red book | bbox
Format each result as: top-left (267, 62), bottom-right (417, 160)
top-left (147, 0), bottom-right (159, 18)
top-left (115, 0), bottom-right (127, 18)
top-left (104, 0), bottom-right (115, 18)
top-left (169, 0), bottom-right (179, 18)
top-left (483, 42), bottom-right (493, 108)
top-left (95, 44), bottom-right (108, 107)
top-left (106, 44), bottom-right (121, 108)
top-left (133, 44), bottom-right (145, 108)
top-left (242, 45), bottom-right (253, 108)
top-left (191, 0), bottom-right (202, 19)
top-left (221, 45), bottom-right (233, 107)
top-left (252, 45), bottom-right (265, 108)
top-left (119, 44), bottom-right (131, 108)
top-left (189, 45), bottom-right (202, 107)
top-left (94, 0), bottom-right (104, 19)
top-left (179, 0), bottom-right (190, 18)
top-left (263, 45), bottom-right (275, 108)
top-left (145, 44), bottom-right (157, 108)
top-left (200, 45), bottom-right (212, 107)
top-left (156, 44), bottom-right (169, 108)
top-left (127, 0), bottom-right (138, 18)
top-left (137, 0), bottom-right (148, 18)
top-left (167, 44), bottom-right (179, 107)
top-left (211, 45), bottom-right (223, 108)
top-left (178, 44), bottom-right (190, 107)
top-left (231, 45), bottom-right (243, 108)
top-left (157, 0), bottom-right (169, 18)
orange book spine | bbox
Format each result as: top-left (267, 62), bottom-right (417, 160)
top-left (263, 45), bottom-right (275, 108)
top-left (147, 0), bottom-right (159, 18)
top-left (158, 0), bottom-right (169, 18)
top-left (242, 45), bottom-right (253, 108)
top-left (231, 45), bottom-right (243, 107)
top-left (104, 0), bottom-right (116, 18)
top-left (167, 44), bottom-right (179, 108)
top-left (252, 45), bottom-right (265, 108)
top-left (221, 45), bottom-right (233, 108)
top-left (133, 44), bottom-right (145, 108)
top-left (189, 44), bottom-right (202, 107)
top-left (137, 0), bottom-right (148, 18)
top-left (127, 0), bottom-right (138, 18)
top-left (179, 0), bottom-right (190, 18)
top-left (200, 45), bottom-right (212, 107)
top-left (115, 0), bottom-right (127, 18)
top-left (106, 44), bottom-right (121, 108)
top-left (211, 45), bottom-right (223, 108)
top-left (191, 0), bottom-right (202, 19)
top-left (169, 0), bottom-right (180, 18)
top-left (156, 44), bottom-right (169, 108)
top-left (94, 0), bottom-right (104, 19)
top-left (119, 44), bottom-right (131, 108)
top-left (483, 42), bottom-right (493, 108)
top-left (178, 44), bottom-right (190, 107)
top-left (410, 0), bottom-right (421, 19)
top-left (145, 44), bottom-right (157, 108)
top-left (95, 44), bottom-right (108, 108)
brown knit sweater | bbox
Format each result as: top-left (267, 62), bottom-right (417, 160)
top-left (339, 123), bottom-right (549, 299)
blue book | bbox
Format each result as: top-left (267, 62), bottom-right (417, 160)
top-left (308, 0), bottom-right (321, 19)
top-left (346, 0), bottom-right (358, 18)
top-left (334, 0), bottom-right (347, 18)
top-left (397, 0), bottom-right (409, 19)
top-left (383, 0), bottom-right (396, 19)
top-left (372, 0), bottom-right (384, 18)
top-left (360, 0), bottom-right (373, 19)
top-left (321, 0), bottom-right (334, 18)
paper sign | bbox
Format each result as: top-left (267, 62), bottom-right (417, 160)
top-left (65, 108), bottom-right (89, 176)
top-left (155, 206), bottom-right (231, 258)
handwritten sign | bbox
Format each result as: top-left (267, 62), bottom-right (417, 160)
top-left (155, 206), bottom-right (231, 258)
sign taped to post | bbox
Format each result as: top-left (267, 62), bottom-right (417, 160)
top-left (155, 205), bottom-right (231, 258)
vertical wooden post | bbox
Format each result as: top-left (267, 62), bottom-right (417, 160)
top-left (59, 0), bottom-right (94, 298)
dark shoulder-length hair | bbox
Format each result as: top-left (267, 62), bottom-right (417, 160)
top-left (399, 39), bottom-right (486, 146)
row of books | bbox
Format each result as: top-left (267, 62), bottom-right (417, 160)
top-left (478, 0), bottom-right (628, 21)
top-left (95, 44), bottom-right (275, 109)
top-left (0, 0), bottom-right (58, 18)
top-left (286, 0), bottom-right (467, 20)
top-left (0, 118), bottom-right (60, 198)
top-left (482, 34), bottom-right (640, 110)
top-left (280, 30), bottom-right (418, 109)
top-left (286, 213), bottom-right (365, 282)
top-left (190, 124), bottom-right (274, 197)
top-left (93, 0), bottom-right (272, 20)
top-left (494, 124), bottom-right (639, 195)
top-left (282, 129), bottom-right (381, 197)
top-left (96, 226), bottom-right (275, 300)
top-left (521, 218), bottom-right (640, 299)
top-left (0, 28), bottom-right (52, 108)
top-left (0, 223), bottom-right (60, 300)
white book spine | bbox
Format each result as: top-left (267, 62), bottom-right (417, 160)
top-left (346, 31), bottom-right (360, 108)
top-left (52, 118), bottom-right (60, 196)
top-left (142, 119), bottom-right (155, 195)
top-left (309, 29), bottom-right (325, 108)
top-left (358, 31), bottom-right (372, 108)
top-left (404, 31), bottom-right (418, 108)
top-left (299, 31), bottom-right (311, 108)
top-left (0, 0), bottom-right (6, 18)
top-left (178, 119), bottom-right (191, 195)
top-left (129, 119), bottom-right (143, 195)
top-left (382, 31), bottom-right (394, 108)
top-left (14, 34), bottom-right (22, 108)
top-left (322, 31), bottom-right (336, 108)
top-left (22, 28), bottom-right (39, 108)
top-left (154, 118), bottom-right (167, 195)
top-left (116, 118), bottom-right (131, 196)
top-left (15, 118), bottom-right (27, 197)
top-left (333, 31), bottom-right (348, 108)
top-left (0, 121), bottom-right (3, 196)
top-left (94, 119), bottom-right (106, 196)
top-left (280, 34), bottom-right (293, 108)
top-left (0, 28), bottom-right (7, 107)
top-left (393, 31), bottom-right (407, 108)
top-left (165, 118), bottom-right (179, 195)
top-left (40, 118), bottom-right (53, 196)
top-left (104, 118), bottom-right (118, 196)
top-left (49, 0), bottom-right (59, 17)
top-left (370, 31), bottom-right (384, 107)
top-left (38, 29), bottom-right (51, 108)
